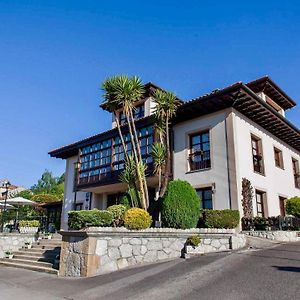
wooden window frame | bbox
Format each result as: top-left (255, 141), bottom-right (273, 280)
top-left (274, 147), bottom-right (284, 169)
top-left (189, 130), bottom-right (211, 171)
top-left (292, 158), bottom-right (300, 189)
top-left (251, 134), bottom-right (265, 175)
top-left (279, 196), bottom-right (287, 216)
top-left (255, 190), bottom-right (266, 218)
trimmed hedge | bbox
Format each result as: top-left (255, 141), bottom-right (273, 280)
top-left (107, 204), bottom-right (127, 227)
top-left (124, 208), bottom-right (152, 230)
top-left (19, 220), bottom-right (40, 227)
top-left (202, 209), bottom-right (239, 229)
top-left (161, 180), bottom-right (200, 229)
top-left (286, 197), bottom-right (300, 218)
top-left (68, 209), bottom-right (113, 230)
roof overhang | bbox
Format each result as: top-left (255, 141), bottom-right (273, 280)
top-left (175, 83), bottom-right (300, 153)
top-left (246, 76), bottom-right (296, 110)
top-left (48, 116), bottom-right (154, 159)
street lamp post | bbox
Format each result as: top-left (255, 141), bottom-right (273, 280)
top-left (1, 180), bottom-right (11, 232)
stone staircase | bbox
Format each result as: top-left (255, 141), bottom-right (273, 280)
top-left (0, 234), bottom-right (61, 275)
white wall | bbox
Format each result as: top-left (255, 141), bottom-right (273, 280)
top-left (173, 110), bottom-right (232, 210)
top-left (61, 156), bottom-right (87, 230)
top-left (233, 110), bottom-right (300, 217)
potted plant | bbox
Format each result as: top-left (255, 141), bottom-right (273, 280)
top-left (24, 241), bottom-right (32, 249)
top-left (19, 220), bottom-right (40, 234)
top-left (5, 250), bottom-right (13, 259)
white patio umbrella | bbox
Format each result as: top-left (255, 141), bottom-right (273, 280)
top-left (0, 197), bottom-right (37, 206)
top-left (0, 203), bottom-right (16, 210)
top-left (0, 197), bottom-right (38, 228)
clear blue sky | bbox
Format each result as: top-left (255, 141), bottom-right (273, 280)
top-left (1, 0), bottom-right (299, 188)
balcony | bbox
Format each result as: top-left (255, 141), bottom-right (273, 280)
top-left (76, 163), bottom-right (154, 189)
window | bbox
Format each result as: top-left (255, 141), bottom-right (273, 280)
top-left (279, 196), bottom-right (287, 216)
top-left (75, 203), bottom-right (83, 211)
top-left (196, 187), bottom-right (213, 209)
top-left (119, 104), bottom-right (145, 125)
top-left (189, 131), bottom-right (211, 171)
top-left (292, 158), bottom-right (300, 188)
top-left (251, 135), bottom-right (264, 175)
top-left (255, 190), bottom-right (266, 217)
top-left (78, 125), bottom-right (154, 185)
top-left (79, 139), bottom-right (112, 179)
top-left (274, 147), bottom-right (284, 169)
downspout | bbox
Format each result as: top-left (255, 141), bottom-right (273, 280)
top-left (224, 117), bottom-right (232, 209)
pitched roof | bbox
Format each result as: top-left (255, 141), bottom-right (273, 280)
top-left (49, 77), bottom-right (300, 158)
top-left (246, 76), bottom-right (296, 110)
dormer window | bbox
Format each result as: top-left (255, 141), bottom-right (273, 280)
top-left (119, 104), bottom-right (145, 125)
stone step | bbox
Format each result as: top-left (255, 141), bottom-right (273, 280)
top-left (0, 258), bottom-right (53, 268)
top-left (14, 250), bottom-right (59, 258)
top-left (13, 254), bottom-right (54, 263)
top-left (30, 245), bottom-right (61, 251)
top-left (0, 260), bottom-right (58, 274)
top-left (18, 248), bottom-right (60, 255)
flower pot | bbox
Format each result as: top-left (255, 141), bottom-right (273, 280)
top-left (46, 235), bottom-right (52, 240)
top-left (27, 244), bottom-right (32, 249)
top-left (6, 254), bottom-right (13, 259)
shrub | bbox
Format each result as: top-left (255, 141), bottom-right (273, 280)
top-left (161, 180), bottom-right (200, 229)
top-left (19, 220), bottom-right (40, 227)
top-left (202, 210), bottom-right (239, 229)
top-left (124, 208), bottom-right (152, 230)
top-left (286, 197), bottom-right (300, 218)
top-left (252, 216), bottom-right (268, 230)
top-left (186, 235), bottom-right (201, 247)
top-left (119, 194), bottom-right (131, 209)
top-left (107, 204), bottom-right (127, 227)
top-left (68, 209), bottom-right (113, 230)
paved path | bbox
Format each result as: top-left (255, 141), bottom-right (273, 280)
top-left (0, 240), bottom-right (299, 300)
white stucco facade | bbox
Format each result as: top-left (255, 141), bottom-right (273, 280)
top-left (232, 110), bottom-right (300, 217)
top-left (172, 107), bottom-right (300, 219)
top-left (61, 156), bottom-right (89, 230)
top-left (173, 109), bottom-right (234, 210)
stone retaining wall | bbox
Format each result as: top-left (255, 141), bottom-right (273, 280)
top-left (59, 227), bottom-right (246, 277)
top-left (243, 230), bottom-right (300, 242)
top-left (0, 233), bottom-right (36, 258)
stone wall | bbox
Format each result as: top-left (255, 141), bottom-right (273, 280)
top-left (0, 233), bottom-right (36, 258)
top-left (59, 227), bottom-right (246, 277)
top-left (244, 230), bottom-right (300, 242)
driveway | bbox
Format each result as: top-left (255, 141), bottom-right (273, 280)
top-left (0, 240), bottom-right (299, 300)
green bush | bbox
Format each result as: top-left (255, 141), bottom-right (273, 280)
top-left (19, 220), bottom-right (40, 227)
top-left (186, 235), bottom-right (201, 247)
top-left (68, 209), bottom-right (113, 230)
top-left (124, 208), bottom-right (152, 230)
top-left (119, 193), bottom-right (132, 209)
top-left (286, 197), bottom-right (300, 217)
top-left (107, 204), bottom-right (127, 227)
top-left (202, 210), bottom-right (239, 229)
top-left (161, 180), bottom-right (200, 229)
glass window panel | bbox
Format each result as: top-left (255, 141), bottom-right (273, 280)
top-left (192, 135), bottom-right (200, 145)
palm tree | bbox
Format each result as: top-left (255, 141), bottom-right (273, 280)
top-left (152, 142), bottom-right (166, 198)
top-left (102, 75), bottom-right (149, 209)
top-left (153, 90), bottom-right (180, 198)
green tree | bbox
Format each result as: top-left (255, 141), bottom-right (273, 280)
top-left (102, 75), bottom-right (149, 209)
top-left (286, 196), bottom-right (300, 217)
top-left (153, 90), bottom-right (180, 198)
top-left (31, 170), bottom-right (64, 199)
